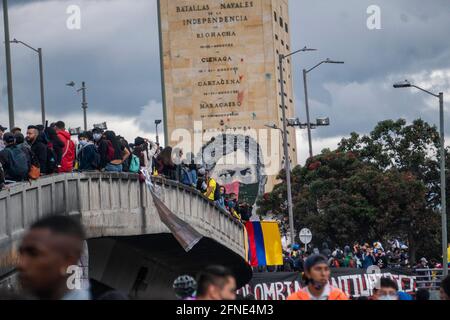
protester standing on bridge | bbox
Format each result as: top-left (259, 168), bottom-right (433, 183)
top-left (195, 266), bottom-right (237, 301)
top-left (0, 125), bottom-right (6, 152)
top-left (77, 132), bottom-right (100, 171)
top-left (0, 133), bottom-right (31, 182)
top-left (441, 275), bottom-right (450, 300)
top-left (17, 215), bottom-right (91, 300)
top-left (288, 255), bottom-right (349, 300)
top-left (93, 127), bottom-right (109, 170)
top-left (54, 121), bottom-right (75, 173)
top-left (26, 126), bottom-right (48, 175)
top-left (204, 169), bottom-right (217, 201)
top-left (0, 162), bottom-right (5, 190)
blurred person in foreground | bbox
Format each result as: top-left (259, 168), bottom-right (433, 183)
top-left (287, 255), bottom-right (348, 300)
top-left (195, 266), bottom-right (236, 301)
top-left (17, 215), bottom-right (91, 300)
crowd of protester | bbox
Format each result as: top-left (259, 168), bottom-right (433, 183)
top-left (0, 123), bottom-right (252, 222)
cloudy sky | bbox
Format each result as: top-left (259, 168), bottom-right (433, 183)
top-left (1, 0), bottom-right (449, 164)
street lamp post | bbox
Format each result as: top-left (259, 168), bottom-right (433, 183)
top-left (67, 81), bottom-right (88, 131)
top-left (155, 120), bottom-right (162, 144)
top-left (394, 80), bottom-right (448, 276)
top-left (11, 39), bottom-right (46, 125)
top-left (303, 59), bottom-right (344, 158)
top-left (2, 0), bottom-right (15, 129)
top-left (278, 46), bottom-right (316, 247)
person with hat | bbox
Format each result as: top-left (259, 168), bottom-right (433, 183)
top-left (0, 125), bottom-right (7, 152)
top-left (287, 255), bottom-right (349, 300)
top-left (173, 275), bottom-right (197, 300)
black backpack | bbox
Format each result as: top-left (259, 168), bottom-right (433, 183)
top-left (6, 147), bottom-right (30, 180)
top-left (213, 181), bottom-right (222, 201)
top-left (46, 146), bottom-right (58, 173)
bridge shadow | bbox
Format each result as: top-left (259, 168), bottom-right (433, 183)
top-left (89, 234), bottom-right (252, 300)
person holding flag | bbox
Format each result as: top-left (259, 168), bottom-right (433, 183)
top-left (288, 255), bottom-right (349, 301)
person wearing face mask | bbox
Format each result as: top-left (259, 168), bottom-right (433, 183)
top-left (288, 255), bottom-right (348, 300)
top-left (77, 132), bottom-right (100, 171)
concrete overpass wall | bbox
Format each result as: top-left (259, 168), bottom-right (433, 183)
top-left (0, 172), bottom-right (246, 279)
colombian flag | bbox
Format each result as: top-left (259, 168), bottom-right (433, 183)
top-left (245, 221), bottom-right (283, 267)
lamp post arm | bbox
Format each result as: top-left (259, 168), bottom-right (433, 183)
top-left (412, 85), bottom-right (440, 98)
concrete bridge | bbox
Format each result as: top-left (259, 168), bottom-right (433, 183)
top-left (0, 173), bottom-right (251, 298)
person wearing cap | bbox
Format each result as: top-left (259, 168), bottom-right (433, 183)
top-left (173, 275), bottom-right (197, 300)
top-left (0, 125), bottom-right (7, 152)
top-left (287, 255), bottom-right (349, 300)
top-left (204, 169), bottom-right (217, 201)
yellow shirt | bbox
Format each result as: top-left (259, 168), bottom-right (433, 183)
top-left (205, 178), bottom-right (217, 201)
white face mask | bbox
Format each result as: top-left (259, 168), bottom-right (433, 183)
top-left (93, 133), bottom-right (102, 142)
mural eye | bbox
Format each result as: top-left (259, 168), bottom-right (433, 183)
top-left (219, 170), bottom-right (235, 181)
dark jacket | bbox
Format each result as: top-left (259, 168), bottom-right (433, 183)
top-left (78, 143), bottom-right (99, 171)
top-left (30, 135), bottom-right (48, 174)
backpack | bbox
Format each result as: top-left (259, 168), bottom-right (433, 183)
top-left (106, 140), bottom-right (115, 162)
top-left (129, 154), bottom-right (140, 173)
top-left (6, 147), bottom-right (30, 180)
top-left (91, 146), bottom-right (101, 169)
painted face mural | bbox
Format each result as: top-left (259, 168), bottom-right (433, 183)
top-left (199, 134), bottom-right (267, 207)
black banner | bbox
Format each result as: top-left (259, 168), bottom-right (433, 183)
top-left (238, 269), bottom-right (417, 300)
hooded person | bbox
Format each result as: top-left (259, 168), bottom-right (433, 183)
top-left (198, 134), bottom-right (267, 215)
top-left (77, 132), bottom-right (100, 171)
top-left (287, 255), bottom-right (348, 300)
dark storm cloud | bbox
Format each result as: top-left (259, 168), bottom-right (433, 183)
top-left (290, 0), bottom-right (450, 138)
